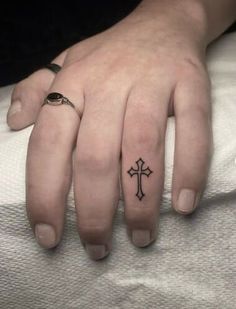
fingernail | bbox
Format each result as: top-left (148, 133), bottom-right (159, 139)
top-left (132, 229), bottom-right (151, 247)
top-left (35, 223), bottom-right (56, 249)
top-left (85, 244), bottom-right (107, 260)
top-left (8, 100), bottom-right (22, 116)
top-left (177, 189), bottom-right (196, 213)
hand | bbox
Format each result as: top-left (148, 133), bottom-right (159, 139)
top-left (7, 2), bottom-right (213, 260)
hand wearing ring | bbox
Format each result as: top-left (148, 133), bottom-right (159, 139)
top-left (6, 4), bottom-right (213, 261)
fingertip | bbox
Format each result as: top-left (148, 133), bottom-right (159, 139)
top-left (35, 223), bottom-right (58, 249)
top-left (173, 189), bottom-right (201, 215)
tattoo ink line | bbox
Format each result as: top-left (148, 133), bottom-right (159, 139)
top-left (127, 158), bottom-right (153, 201)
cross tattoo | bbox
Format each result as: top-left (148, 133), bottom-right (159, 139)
top-left (127, 158), bottom-right (153, 201)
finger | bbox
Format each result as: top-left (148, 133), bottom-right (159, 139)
top-left (7, 33), bottom-right (107, 131)
top-left (26, 66), bottom-right (82, 249)
top-left (74, 83), bottom-right (127, 260)
top-left (172, 73), bottom-right (213, 214)
top-left (122, 84), bottom-right (170, 247)
top-left (7, 50), bottom-right (68, 130)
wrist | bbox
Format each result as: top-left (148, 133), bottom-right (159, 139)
top-left (128, 0), bottom-right (209, 50)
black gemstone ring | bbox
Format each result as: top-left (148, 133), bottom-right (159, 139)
top-left (42, 92), bottom-right (76, 109)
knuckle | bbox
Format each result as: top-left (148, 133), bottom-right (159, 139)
top-left (181, 56), bottom-right (207, 76)
top-left (77, 149), bottom-right (115, 173)
top-left (78, 222), bottom-right (110, 243)
top-left (189, 103), bottom-right (210, 120)
top-left (180, 57), bottom-right (211, 86)
top-left (178, 95), bottom-right (210, 120)
top-left (123, 125), bottom-right (163, 152)
top-left (29, 124), bottom-right (62, 149)
top-left (125, 207), bottom-right (156, 229)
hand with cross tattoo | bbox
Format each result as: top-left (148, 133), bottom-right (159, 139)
top-left (10, 0), bottom-right (229, 261)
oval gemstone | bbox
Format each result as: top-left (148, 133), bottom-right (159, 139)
top-left (47, 92), bottom-right (63, 100)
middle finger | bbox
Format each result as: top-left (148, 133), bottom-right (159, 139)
top-left (74, 82), bottom-right (128, 260)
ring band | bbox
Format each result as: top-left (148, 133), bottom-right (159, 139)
top-left (42, 92), bottom-right (76, 109)
top-left (44, 63), bottom-right (62, 74)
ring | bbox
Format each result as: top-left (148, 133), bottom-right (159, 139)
top-left (44, 63), bottom-right (62, 74)
top-left (42, 92), bottom-right (76, 109)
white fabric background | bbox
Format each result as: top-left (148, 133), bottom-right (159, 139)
top-left (0, 32), bottom-right (236, 309)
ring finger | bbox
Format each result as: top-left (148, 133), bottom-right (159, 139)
top-left (122, 83), bottom-right (170, 247)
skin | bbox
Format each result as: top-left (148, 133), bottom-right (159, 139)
top-left (6, 0), bottom-right (236, 260)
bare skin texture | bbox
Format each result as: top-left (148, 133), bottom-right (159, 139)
top-left (6, 0), bottom-right (236, 260)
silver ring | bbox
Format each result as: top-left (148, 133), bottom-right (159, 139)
top-left (42, 92), bottom-right (76, 109)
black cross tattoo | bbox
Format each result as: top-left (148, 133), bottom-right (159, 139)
top-left (127, 158), bottom-right (153, 201)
